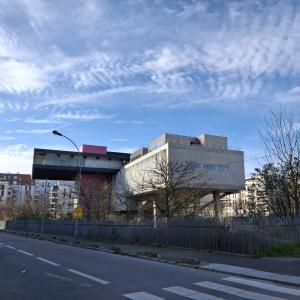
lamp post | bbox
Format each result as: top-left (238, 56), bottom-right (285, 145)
top-left (52, 130), bottom-right (82, 238)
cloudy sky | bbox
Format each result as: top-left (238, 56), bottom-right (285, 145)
top-left (0, 0), bottom-right (300, 175)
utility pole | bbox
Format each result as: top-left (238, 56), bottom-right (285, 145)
top-left (41, 178), bottom-right (48, 233)
top-left (52, 130), bottom-right (82, 239)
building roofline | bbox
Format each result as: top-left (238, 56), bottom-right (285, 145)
top-left (34, 148), bottom-right (130, 159)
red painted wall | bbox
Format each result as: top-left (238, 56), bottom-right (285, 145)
top-left (80, 144), bottom-right (107, 155)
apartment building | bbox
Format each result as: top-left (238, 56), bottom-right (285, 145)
top-left (0, 173), bottom-right (32, 204)
top-left (221, 176), bottom-right (268, 217)
top-left (48, 183), bottom-right (78, 219)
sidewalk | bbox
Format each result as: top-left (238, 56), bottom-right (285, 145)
top-left (3, 229), bottom-right (300, 279)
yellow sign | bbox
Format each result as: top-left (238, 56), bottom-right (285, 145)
top-left (73, 207), bottom-right (83, 219)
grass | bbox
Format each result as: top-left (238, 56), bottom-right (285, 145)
top-left (255, 242), bottom-right (300, 257)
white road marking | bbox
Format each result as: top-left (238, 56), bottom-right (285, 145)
top-left (67, 269), bottom-right (109, 285)
top-left (0, 242), bottom-right (3, 245)
top-left (201, 263), bottom-right (300, 286)
top-left (195, 281), bottom-right (287, 300)
top-left (124, 291), bottom-right (165, 300)
top-left (5, 245), bottom-right (16, 249)
top-left (17, 250), bottom-right (34, 256)
top-left (37, 257), bottom-right (60, 266)
top-left (163, 286), bottom-right (225, 300)
top-left (223, 276), bottom-right (300, 296)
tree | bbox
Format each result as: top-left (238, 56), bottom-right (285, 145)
top-left (137, 158), bottom-right (207, 220)
top-left (256, 109), bottom-right (300, 216)
top-left (80, 175), bottom-right (114, 220)
top-left (115, 173), bottom-right (137, 223)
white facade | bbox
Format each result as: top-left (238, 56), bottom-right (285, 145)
top-left (49, 184), bottom-right (78, 218)
top-left (0, 173), bottom-right (32, 204)
top-left (221, 176), bottom-right (268, 217)
top-left (119, 133), bottom-right (245, 196)
top-left (0, 182), bottom-right (8, 202)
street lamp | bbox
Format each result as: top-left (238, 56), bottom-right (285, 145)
top-left (52, 130), bottom-right (82, 237)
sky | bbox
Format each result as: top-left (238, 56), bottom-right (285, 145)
top-left (0, 0), bottom-right (300, 176)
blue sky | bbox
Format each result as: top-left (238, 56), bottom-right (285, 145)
top-left (0, 0), bottom-right (300, 176)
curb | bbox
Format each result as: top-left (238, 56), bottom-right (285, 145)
top-left (3, 230), bottom-right (300, 287)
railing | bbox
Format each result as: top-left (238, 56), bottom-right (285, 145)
top-left (36, 159), bottom-right (122, 169)
top-left (6, 216), bottom-right (300, 254)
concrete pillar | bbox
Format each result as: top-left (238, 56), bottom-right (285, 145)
top-left (213, 191), bottom-right (222, 219)
top-left (153, 200), bottom-right (157, 228)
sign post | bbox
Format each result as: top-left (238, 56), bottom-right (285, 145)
top-left (73, 207), bottom-right (83, 238)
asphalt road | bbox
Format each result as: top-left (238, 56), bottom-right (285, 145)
top-left (0, 232), bottom-right (299, 300)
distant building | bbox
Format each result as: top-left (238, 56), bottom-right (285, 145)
top-left (0, 173), bottom-right (32, 204)
top-left (221, 176), bottom-right (268, 217)
top-left (48, 183), bottom-right (78, 219)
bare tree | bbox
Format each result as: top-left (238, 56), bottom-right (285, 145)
top-left (137, 158), bottom-right (207, 220)
top-left (256, 109), bottom-right (300, 216)
top-left (80, 175), bottom-right (114, 220)
top-left (115, 173), bottom-right (137, 223)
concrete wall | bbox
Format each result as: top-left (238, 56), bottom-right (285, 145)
top-left (168, 144), bottom-right (244, 191)
top-left (118, 141), bottom-right (244, 197)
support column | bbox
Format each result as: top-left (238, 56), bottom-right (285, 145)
top-left (213, 191), bottom-right (222, 219)
top-left (153, 200), bottom-right (157, 228)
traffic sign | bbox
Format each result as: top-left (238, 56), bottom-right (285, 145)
top-left (73, 207), bottom-right (83, 219)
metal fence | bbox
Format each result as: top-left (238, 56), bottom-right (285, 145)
top-left (6, 216), bottom-right (300, 254)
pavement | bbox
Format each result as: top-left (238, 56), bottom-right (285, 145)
top-left (1, 231), bottom-right (300, 300)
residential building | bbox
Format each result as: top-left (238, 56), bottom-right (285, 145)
top-left (221, 176), bottom-right (268, 217)
top-left (48, 183), bottom-right (78, 219)
top-left (0, 173), bottom-right (32, 204)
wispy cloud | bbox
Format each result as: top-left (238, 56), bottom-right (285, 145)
top-left (109, 138), bottom-right (128, 142)
top-left (25, 118), bottom-right (62, 124)
top-left (53, 111), bottom-right (115, 121)
top-left (6, 129), bottom-right (51, 134)
top-left (0, 136), bottom-right (15, 141)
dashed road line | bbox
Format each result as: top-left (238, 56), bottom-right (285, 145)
top-left (37, 257), bottom-right (60, 266)
top-left (223, 276), bottom-right (300, 296)
top-left (195, 281), bottom-right (287, 300)
top-left (67, 269), bottom-right (109, 285)
top-left (124, 291), bottom-right (165, 300)
top-left (163, 286), bottom-right (225, 300)
top-left (17, 250), bottom-right (34, 256)
top-left (5, 245), bottom-right (16, 249)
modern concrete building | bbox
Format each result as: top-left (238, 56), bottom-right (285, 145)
top-left (32, 145), bottom-right (130, 182)
top-left (30, 134), bottom-right (245, 219)
top-left (0, 173), bottom-right (32, 204)
top-left (118, 133), bottom-right (245, 217)
top-left (32, 145), bottom-right (130, 217)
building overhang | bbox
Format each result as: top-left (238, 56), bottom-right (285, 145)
top-left (32, 164), bottom-right (120, 180)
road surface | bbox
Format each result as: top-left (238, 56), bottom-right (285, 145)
top-left (1, 232), bottom-right (299, 300)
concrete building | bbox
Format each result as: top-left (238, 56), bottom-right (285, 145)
top-left (32, 145), bottom-right (130, 217)
top-left (32, 145), bottom-right (130, 182)
top-left (0, 173), bottom-right (32, 204)
top-left (118, 133), bottom-right (245, 217)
